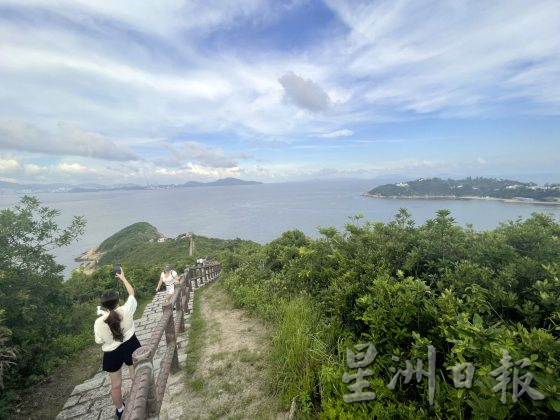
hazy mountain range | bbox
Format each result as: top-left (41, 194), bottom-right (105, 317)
top-left (0, 177), bottom-right (262, 193)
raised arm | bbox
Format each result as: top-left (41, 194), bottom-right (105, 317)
top-left (156, 274), bottom-right (163, 292)
top-left (115, 268), bottom-right (134, 296)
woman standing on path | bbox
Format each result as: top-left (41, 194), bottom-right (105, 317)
top-left (94, 267), bottom-right (141, 419)
top-left (156, 264), bottom-right (182, 301)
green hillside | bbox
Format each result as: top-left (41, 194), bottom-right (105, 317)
top-left (93, 222), bottom-right (252, 270)
top-left (96, 222), bottom-right (160, 266)
top-left (115, 234), bottom-right (252, 269)
top-left (69, 225), bottom-right (256, 306)
top-left (64, 221), bottom-right (256, 309)
top-left (367, 177), bottom-right (560, 202)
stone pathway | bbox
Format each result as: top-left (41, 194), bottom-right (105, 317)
top-left (55, 288), bottom-right (194, 420)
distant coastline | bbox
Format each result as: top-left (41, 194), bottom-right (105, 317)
top-left (0, 177), bottom-right (262, 194)
top-left (362, 192), bottom-right (560, 205)
top-left (365, 177), bottom-right (560, 205)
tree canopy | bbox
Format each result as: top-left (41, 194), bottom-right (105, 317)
top-left (0, 196), bottom-right (85, 413)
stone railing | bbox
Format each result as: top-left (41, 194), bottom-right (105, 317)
top-left (124, 262), bottom-right (221, 420)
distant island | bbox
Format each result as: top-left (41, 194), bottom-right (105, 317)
top-left (0, 177), bottom-right (261, 194)
top-left (364, 177), bottom-right (560, 204)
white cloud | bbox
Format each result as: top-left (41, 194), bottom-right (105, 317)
top-left (23, 163), bottom-right (42, 175)
top-left (477, 157), bottom-right (487, 165)
top-left (0, 0), bottom-right (276, 37)
top-left (0, 159), bottom-right (19, 173)
top-left (186, 163), bottom-right (241, 179)
top-left (319, 129), bottom-right (354, 138)
top-left (57, 162), bottom-right (95, 174)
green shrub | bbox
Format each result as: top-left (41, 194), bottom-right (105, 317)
top-left (222, 210), bottom-right (560, 418)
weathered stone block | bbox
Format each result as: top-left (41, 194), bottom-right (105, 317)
top-left (62, 394), bottom-right (81, 409)
top-left (71, 376), bottom-right (104, 395)
top-left (55, 402), bottom-right (91, 419)
top-left (78, 386), bottom-right (109, 401)
top-left (98, 404), bottom-right (117, 420)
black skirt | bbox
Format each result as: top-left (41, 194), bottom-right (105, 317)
top-left (102, 333), bottom-right (142, 373)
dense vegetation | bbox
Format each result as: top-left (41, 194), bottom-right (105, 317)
top-left (223, 210), bottom-right (560, 418)
top-left (368, 177), bottom-right (560, 202)
top-left (0, 196), bottom-right (86, 415)
top-left (0, 196), bottom-right (253, 417)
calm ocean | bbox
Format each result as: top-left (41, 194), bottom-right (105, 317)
top-left (1, 180), bottom-right (559, 279)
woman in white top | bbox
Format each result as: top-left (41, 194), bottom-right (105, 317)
top-left (156, 264), bottom-right (182, 301)
top-left (94, 267), bottom-right (141, 419)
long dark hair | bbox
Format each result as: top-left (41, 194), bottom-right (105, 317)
top-left (100, 290), bottom-right (124, 342)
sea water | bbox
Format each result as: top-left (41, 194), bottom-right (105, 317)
top-left (1, 180), bottom-right (559, 278)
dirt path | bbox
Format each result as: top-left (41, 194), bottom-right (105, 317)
top-left (162, 281), bottom-right (288, 420)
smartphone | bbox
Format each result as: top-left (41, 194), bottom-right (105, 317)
top-left (113, 264), bottom-right (122, 275)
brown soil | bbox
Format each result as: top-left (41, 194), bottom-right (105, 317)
top-left (176, 282), bottom-right (288, 419)
top-left (10, 345), bottom-right (102, 420)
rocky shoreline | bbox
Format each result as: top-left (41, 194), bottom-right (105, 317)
top-left (74, 246), bottom-right (103, 274)
top-left (362, 192), bottom-right (560, 205)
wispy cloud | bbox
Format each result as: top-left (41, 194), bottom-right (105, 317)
top-left (319, 129), bottom-right (353, 138)
top-left (324, 0), bottom-right (560, 117)
top-left (0, 121), bottom-right (139, 161)
top-left (0, 0), bottom-right (557, 184)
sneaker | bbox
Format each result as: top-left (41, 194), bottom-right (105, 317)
top-left (116, 402), bottom-right (125, 419)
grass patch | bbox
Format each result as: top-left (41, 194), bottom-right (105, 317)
top-left (237, 348), bottom-right (262, 365)
top-left (210, 352), bottom-right (228, 361)
top-left (269, 295), bottom-right (328, 410)
top-left (222, 381), bottom-right (238, 394)
top-left (209, 405), bottom-right (230, 419)
top-left (190, 377), bottom-right (205, 393)
top-left (226, 414), bottom-right (246, 420)
top-left (241, 394), bottom-right (256, 406)
top-left (208, 365), bottom-right (229, 379)
top-left (184, 286), bottom-right (207, 376)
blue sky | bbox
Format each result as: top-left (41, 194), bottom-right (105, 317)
top-left (0, 0), bottom-right (559, 185)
